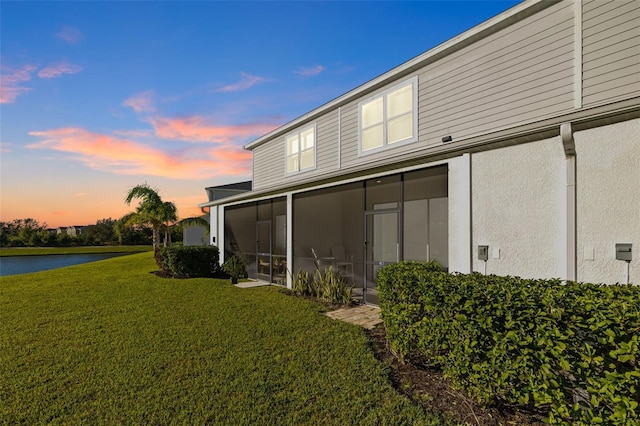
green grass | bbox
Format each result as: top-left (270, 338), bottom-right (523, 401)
top-left (0, 245), bottom-right (153, 257)
top-left (0, 252), bottom-right (444, 425)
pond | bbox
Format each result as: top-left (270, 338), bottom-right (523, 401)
top-left (0, 253), bottom-right (129, 277)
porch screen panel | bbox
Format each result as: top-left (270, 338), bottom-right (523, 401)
top-left (272, 197), bottom-right (287, 285)
top-left (403, 165), bottom-right (448, 268)
top-left (293, 183), bottom-right (364, 288)
top-left (224, 202), bottom-right (257, 278)
top-left (365, 174), bottom-right (401, 210)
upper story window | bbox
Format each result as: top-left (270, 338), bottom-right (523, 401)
top-left (359, 76), bottom-right (418, 154)
top-left (285, 124), bottom-right (316, 174)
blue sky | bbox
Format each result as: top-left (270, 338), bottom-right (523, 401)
top-left (1, 1), bottom-right (520, 227)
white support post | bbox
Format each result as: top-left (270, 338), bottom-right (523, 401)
top-left (286, 192), bottom-right (293, 289)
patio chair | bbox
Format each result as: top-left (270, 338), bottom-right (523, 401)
top-left (330, 246), bottom-right (354, 282)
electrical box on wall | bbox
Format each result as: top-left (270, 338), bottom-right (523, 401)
top-left (478, 245), bottom-right (489, 261)
top-left (616, 243), bottom-right (632, 262)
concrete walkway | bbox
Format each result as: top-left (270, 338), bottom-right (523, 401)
top-left (234, 280), bottom-right (271, 288)
top-left (325, 305), bottom-right (383, 330)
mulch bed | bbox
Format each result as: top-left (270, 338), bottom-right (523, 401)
top-left (365, 325), bottom-right (546, 425)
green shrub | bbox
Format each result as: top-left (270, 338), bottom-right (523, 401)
top-left (291, 266), bottom-right (352, 304)
top-left (292, 269), bottom-right (312, 296)
top-left (221, 255), bottom-right (246, 280)
top-left (156, 246), bottom-right (220, 278)
top-left (378, 262), bottom-right (640, 425)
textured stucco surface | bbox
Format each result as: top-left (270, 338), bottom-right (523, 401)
top-left (472, 136), bottom-right (565, 279)
top-left (575, 119), bottom-right (640, 284)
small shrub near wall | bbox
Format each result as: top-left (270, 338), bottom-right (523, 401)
top-left (377, 262), bottom-right (640, 425)
top-left (156, 246), bottom-right (220, 278)
top-left (291, 266), bottom-right (352, 304)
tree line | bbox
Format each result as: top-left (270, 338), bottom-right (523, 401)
top-left (0, 217), bottom-right (162, 247)
top-left (1, 183), bottom-right (206, 248)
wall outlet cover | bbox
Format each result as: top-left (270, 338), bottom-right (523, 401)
top-left (492, 248), bottom-right (501, 259)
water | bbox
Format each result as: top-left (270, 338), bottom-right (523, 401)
top-left (0, 253), bottom-right (128, 277)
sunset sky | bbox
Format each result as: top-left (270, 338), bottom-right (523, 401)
top-left (1, 1), bottom-right (519, 228)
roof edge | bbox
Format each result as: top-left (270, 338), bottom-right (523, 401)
top-left (244, 0), bottom-right (559, 150)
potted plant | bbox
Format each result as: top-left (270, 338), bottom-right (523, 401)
top-left (222, 255), bottom-right (245, 284)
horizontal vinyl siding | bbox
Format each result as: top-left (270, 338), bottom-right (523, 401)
top-left (253, 111), bottom-right (340, 189)
top-left (253, 141), bottom-right (284, 190)
top-left (420, 0), bottom-right (575, 144)
top-left (340, 103), bottom-right (359, 166)
top-left (582, 0), bottom-right (640, 107)
top-left (336, 0), bottom-right (575, 170)
top-left (314, 111), bottom-right (340, 174)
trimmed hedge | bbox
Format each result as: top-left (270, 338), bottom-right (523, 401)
top-left (156, 246), bottom-right (220, 278)
top-left (378, 262), bottom-right (640, 425)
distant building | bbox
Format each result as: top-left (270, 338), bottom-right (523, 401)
top-left (183, 182), bottom-right (252, 246)
top-left (66, 226), bottom-right (85, 236)
top-left (56, 226), bottom-right (85, 236)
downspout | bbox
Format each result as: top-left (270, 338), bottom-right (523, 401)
top-left (561, 122), bottom-right (577, 282)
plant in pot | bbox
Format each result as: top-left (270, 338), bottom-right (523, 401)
top-left (222, 255), bottom-right (245, 284)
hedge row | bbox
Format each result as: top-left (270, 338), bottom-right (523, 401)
top-left (156, 246), bottom-right (221, 278)
top-left (377, 262), bottom-right (640, 425)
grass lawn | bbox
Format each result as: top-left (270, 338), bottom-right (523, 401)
top-left (0, 245), bottom-right (153, 257)
top-left (0, 252), bottom-right (444, 425)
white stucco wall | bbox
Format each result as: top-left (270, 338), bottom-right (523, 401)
top-left (448, 154), bottom-right (472, 274)
top-left (472, 136), bottom-right (566, 279)
top-left (208, 205), bottom-right (218, 247)
top-left (575, 118), bottom-right (640, 285)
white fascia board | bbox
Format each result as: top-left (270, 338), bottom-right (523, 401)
top-left (244, 0), bottom-right (558, 151)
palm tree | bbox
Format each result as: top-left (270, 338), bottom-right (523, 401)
top-left (124, 183), bottom-right (177, 251)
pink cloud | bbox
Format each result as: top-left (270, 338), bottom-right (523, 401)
top-left (294, 65), bottom-right (326, 77)
top-left (0, 64), bottom-right (36, 103)
top-left (27, 127), bottom-right (253, 179)
top-left (122, 91), bottom-right (156, 113)
top-left (37, 62), bottom-right (82, 79)
top-left (216, 72), bottom-right (267, 93)
top-left (0, 143), bottom-right (11, 153)
top-left (150, 115), bottom-right (279, 143)
top-left (55, 26), bottom-right (83, 44)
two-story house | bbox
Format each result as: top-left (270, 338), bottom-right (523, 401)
top-left (200, 0), bottom-right (640, 304)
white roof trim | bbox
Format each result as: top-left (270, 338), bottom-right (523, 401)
top-left (244, 0), bottom-right (558, 151)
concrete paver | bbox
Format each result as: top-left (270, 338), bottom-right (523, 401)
top-left (325, 305), bottom-right (383, 329)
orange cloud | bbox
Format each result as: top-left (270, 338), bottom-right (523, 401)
top-left (122, 91), bottom-right (156, 113)
top-left (216, 72), bottom-right (267, 93)
top-left (294, 65), bottom-right (326, 77)
top-left (0, 64), bottom-right (36, 103)
top-left (150, 116), bottom-right (279, 143)
top-left (37, 62), bottom-right (82, 79)
top-left (55, 26), bottom-right (83, 44)
top-left (27, 127), bottom-right (252, 179)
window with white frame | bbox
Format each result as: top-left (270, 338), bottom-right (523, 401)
top-left (359, 77), bottom-right (417, 153)
top-left (286, 125), bottom-right (316, 174)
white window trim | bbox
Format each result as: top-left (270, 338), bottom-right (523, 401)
top-left (358, 76), bottom-right (418, 156)
top-left (284, 123), bottom-right (317, 176)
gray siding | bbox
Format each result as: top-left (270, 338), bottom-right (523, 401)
top-left (253, 110), bottom-right (340, 190)
top-left (315, 110), bottom-right (340, 176)
top-left (251, 0), bottom-right (638, 191)
top-left (339, 0), bottom-right (575, 170)
top-left (420, 1), bottom-right (574, 144)
top-left (582, 0), bottom-right (640, 107)
top-left (253, 139), bottom-right (284, 190)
